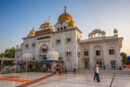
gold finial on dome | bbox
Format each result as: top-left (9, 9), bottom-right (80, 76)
top-left (58, 6), bottom-right (72, 23)
top-left (29, 27), bottom-right (36, 37)
top-left (64, 5), bottom-right (67, 13)
top-left (48, 15), bottom-right (50, 22)
top-left (57, 6), bottom-right (76, 27)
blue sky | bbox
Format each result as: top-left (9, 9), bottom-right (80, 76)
top-left (0, 0), bottom-right (130, 55)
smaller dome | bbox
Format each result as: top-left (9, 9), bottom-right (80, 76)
top-left (40, 22), bottom-right (52, 29)
top-left (102, 31), bottom-right (106, 35)
top-left (92, 29), bottom-right (102, 33)
top-left (29, 29), bottom-right (36, 37)
top-left (47, 48), bottom-right (59, 60)
top-left (68, 20), bottom-right (76, 26)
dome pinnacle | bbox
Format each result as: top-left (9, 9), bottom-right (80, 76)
top-left (64, 6), bottom-right (66, 13)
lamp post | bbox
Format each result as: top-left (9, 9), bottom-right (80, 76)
top-left (26, 57), bottom-right (28, 72)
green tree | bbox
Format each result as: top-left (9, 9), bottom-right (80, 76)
top-left (0, 52), bottom-right (5, 57)
top-left (121, 52), bottom-right (128, 64)
top-left (0, 47), bottom-right (15, 58)
top-left (8, 47), bottom-right (15, 58)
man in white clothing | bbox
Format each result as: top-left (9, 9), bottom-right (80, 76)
top-left (95, 64), bottom-right (100, 82)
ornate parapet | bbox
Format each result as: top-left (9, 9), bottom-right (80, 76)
top-left (88, 29), bottom-right (106, 38)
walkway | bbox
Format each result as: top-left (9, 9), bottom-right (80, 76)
top-left (31, 73), bottom-right (130, 87)
top-left (0, 71), bottom-right (130, 87)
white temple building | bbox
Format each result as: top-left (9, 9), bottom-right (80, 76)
top-left (15, 7), bottom-right (123, 71)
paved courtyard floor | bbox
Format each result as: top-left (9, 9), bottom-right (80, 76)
top-left (0, 72), bottom-right (130, 87)
top-left (31, 72), bottom-right (130, 87)
top-left (0, 72), bottom-right (51, 87)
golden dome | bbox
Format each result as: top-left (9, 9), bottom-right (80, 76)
top-left (57, 6), bottom-right (76, 27)
top-left (58, 12), bottom-right (72, 23)
top-left (40, 22), bottom-right (52, 29)
top-left (29, 29), bottom-right (36, 37)
top-left (68, 20), bottom-right (76, 26)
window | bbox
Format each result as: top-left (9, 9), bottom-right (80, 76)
top-left (56, 39), bottom-right (61, 44)
top-left (96, 50), bottom-right (100, 56)
top-left (84, 51), bottom-right (88, 56)
top-left (109, 49), bottom-right (115, 55)
top-left (66, 51), bottom-right (72, 56)
top-left (42, 48), bottom-right (47, 52)
top-left (66, 38), bottom-right (71, 42)
top-left (25, 44), bottom-right (29, 49)
top-left (40, 45), bottom-right (48, 53)
top-left (64, 26), bottom-right (66, 29)
top-left (32, 43), bottom-right (35, 48)
top-left (57, 28), bottom-right (59, 31)
top-left (61, 27), bottom-right (63, 30)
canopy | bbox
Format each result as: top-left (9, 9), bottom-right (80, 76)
top-left (127, 56), bottom-right (130, 60)
top-left (38, 60), bottom-right (53, 64)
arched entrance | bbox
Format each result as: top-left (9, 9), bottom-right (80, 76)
top-left (84, 58), bottom-right (89, 69)
top-left (39, 44), bottom-right (48, 61)
top-left (93, 46), bottom-right (103, 68)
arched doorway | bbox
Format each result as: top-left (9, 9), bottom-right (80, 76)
top-left (84, 58), bottom-right (89, 69)
top-left (93, 46), bottom-right (103, 68)
top-left (39, 44), bottom-right (48, 61)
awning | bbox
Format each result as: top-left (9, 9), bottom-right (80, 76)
top-left (38, 60), bottom-right (53, 64)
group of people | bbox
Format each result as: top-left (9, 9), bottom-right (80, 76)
top-left (56, 64), bottom-right (100, 82)
top-left (56, 64), bottom-right (76, 79)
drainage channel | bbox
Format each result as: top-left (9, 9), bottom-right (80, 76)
top-left (109, 73), bottom-right (115, 87)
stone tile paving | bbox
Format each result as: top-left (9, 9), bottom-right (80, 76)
top-left (31, 73), bottom-right (115, 87)
top-left (112, 75), bottom-right (130, 87)
top-left (31, 72), bottom-right (130, 87)
top-left (0, 72), bottom-right (51, 87)
top-left (0, 72), bottom-right (130, 87)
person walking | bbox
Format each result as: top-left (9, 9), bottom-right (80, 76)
top-left (93, 65), bottom-right (96, 80)
top-left (95, 64), bottom-right (100, 82)
top-left (58, 64), bottom-right (62, 79)
top-left (73, 65), bottom-right (76, 73)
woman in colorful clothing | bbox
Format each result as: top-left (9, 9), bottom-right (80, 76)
top-left (58, 64), bottom-right (62, 79)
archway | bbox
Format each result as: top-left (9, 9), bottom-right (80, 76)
top-left (93, 46), bottom-right (103, 68)
top-left (39, 44), bottom-right (48, 61)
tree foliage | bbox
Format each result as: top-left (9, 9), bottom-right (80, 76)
top-left (120, 52), bottom-right (130, 64)
top-left (0, 47), bottom-right (15, 58)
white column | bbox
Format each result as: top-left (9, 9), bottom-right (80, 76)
top-left (35, 41), bottom-right (38, 61)
top-left (102, 43), bottom-right (111, 69)
top-left (89, 44), bottom-right (94, 69)
top-left (115, 43), bottom-right (122, 69)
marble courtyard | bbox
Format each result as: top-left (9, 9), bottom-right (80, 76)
top-left (0, 70), bottom-right (130, 87)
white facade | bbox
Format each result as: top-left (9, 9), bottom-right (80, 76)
top-left (15, 8), bottom-right (123, 71)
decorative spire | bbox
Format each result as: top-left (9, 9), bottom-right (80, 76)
top-left (64, 5), bottom-right (67, 13)
top-left (32, 26), bottom-right (34, 30)
top-left (48, 15), bottom-right (50, 22)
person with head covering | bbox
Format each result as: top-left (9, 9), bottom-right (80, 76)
top-left (58, 64), bottom-right (62, 79)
